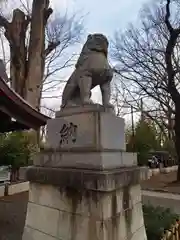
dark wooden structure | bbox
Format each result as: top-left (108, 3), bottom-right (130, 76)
top-left (0, 77), bottom-right (49, 132)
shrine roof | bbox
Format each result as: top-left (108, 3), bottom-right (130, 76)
top-left (0, 77), bottom-right (50, 132)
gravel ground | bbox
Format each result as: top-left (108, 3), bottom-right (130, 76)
top-left (0, 192), bottom-right (28, 240)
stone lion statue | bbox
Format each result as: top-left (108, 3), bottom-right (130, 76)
top-left (61, 33), bottom-right (113, 108)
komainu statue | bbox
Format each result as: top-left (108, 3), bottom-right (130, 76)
top-left (61, 33), bottom-right (113, 108)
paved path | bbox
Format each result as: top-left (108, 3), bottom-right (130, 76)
top-left (142, 190), bottom-right (180, 215)
top-left (0, 192), bottom-right (28, 240)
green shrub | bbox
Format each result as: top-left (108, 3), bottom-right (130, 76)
top-left (143, 205), bottom-right (179, 240)
top-left (0, 131), bottom-right (37, 168)
top-left (137, 152), bottom-right (149, 166)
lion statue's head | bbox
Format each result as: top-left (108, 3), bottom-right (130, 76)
top-left (75, 33), bottom-right (109, 68)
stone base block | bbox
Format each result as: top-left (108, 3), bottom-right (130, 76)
top-left (46, 105), bottom-right (125, 151)
top-left (34, 150), bottom-right (137, 170)
top-left (55, 103), bottom-right (115, 117)
top-left (23, 166), bottom-right (147, 240)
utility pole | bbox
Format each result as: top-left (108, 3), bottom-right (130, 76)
top-left (140, 98), bottom-right (144, 121)
top-left (131, 105), bottom-right (135, 151)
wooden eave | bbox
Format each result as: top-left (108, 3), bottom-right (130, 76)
top-left (0, 77), bottom-right (50, 132)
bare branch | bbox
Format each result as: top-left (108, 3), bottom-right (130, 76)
top-left (112, 1), bottom-right (178, 142)
top-left (165, 0), bottom-right (173, 33)
top-left (44, 40), bottom-right (60, 56)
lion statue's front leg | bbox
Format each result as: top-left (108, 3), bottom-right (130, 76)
top-left (77, 71), bottom-right (93, 105)
top-left (100, 81), bottom-right (114, 108)
top-left (61, 70), bottom-right (94, 108)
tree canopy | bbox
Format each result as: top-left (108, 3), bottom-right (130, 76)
top-left (127, 119), bottom-right (160, 165)
top-left (0, 131), bottom-right (37, 167)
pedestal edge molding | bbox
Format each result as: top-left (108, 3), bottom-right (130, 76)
top-left (39, 147), bottom-right (128, 153)
top-left (26, 166), bottom-right (147, 191)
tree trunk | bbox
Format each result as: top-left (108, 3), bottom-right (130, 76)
top-left (25, 0), bottom-right (50, 110)
top-left (174, 105), bottom-right (180, 181)
top-left (0, 1), bottom-right (53, 110)
top-left (4, 9), bottom-right (28, 96)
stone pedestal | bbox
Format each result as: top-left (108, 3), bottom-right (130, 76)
top-left (22, 104), bottom-right (147, 240)
top-left (47, 105), bottom-right (126, 151)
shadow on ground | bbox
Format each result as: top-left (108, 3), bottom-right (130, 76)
top-left (0, 192), bottom-right (28, 240)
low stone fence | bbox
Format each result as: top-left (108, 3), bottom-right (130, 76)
top-left (148, 165), bottom-right (178, 179)
top-left (160, 165), bottom-right (178, 174)
top-left (161, 220), bottom-right (180, 240)
top-left (0, 181), bottom-right (29, 198)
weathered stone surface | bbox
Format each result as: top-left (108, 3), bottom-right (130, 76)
top-left (129, 185), bottom-right (142, 206)
top-left (24, 166), bottom-right (147, 240)
top-left (130, 202), bottom-right (145, 234)
top-left (28, 182), bottom-right (142, 221)
top-left (26, 166), bottom-right (147, 191)
top-left (46, 110), bottom-right (125, 151)
top-left (24, 181), bottom-right (146, 240)
top-left (34, 151), bottom-right (137, 170)
top-left (23, 220), bottom-right (147, 240)
top-left (29, 183), bottom-right (72, 213)
top-left (117, 212), bottom-right (128, 239)
top-left (23, 227), bottom-right (57, 240)
top-left (57, 211), bottom-right (90, 240)
top-left (25, 202), bottom-right (59, 237)
top-left (131, 226), bottom-right (147, 240)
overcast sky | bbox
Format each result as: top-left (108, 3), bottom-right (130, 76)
top-left (52, 0), bottom-right (150, 37)
top-left (43, 0), bottom-right (151, 116)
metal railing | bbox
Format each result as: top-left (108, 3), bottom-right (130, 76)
top-left (161, 220), bottom-right (180, 240)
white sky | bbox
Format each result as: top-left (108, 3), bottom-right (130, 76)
top-left (52, 0), bottom-right (150, 37)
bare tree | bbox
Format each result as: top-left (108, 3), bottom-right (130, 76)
top-left (112, 2), bottom-right (175, 136)
top-left (0, 0), bottom-right (84, 110)
top-left (112, 0), bottom-right (180, 180)
top-left (164, 0), bottom-right (180, 179)
top-left (42, 12), bottom-right (84, 100)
